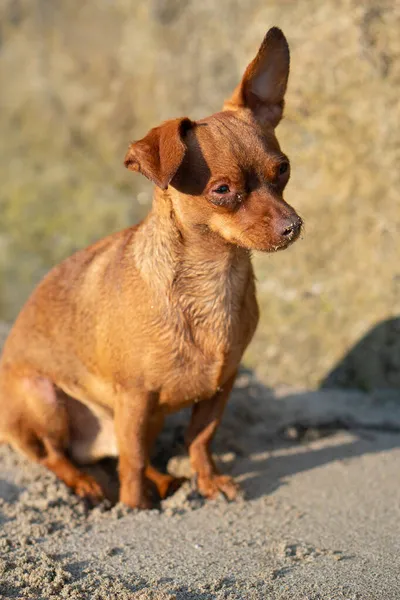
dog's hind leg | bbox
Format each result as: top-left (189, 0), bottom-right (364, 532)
top-left (0, 372), bottom-right (104, 503)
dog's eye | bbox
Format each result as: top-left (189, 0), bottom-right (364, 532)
top-left (278, 162), bottom-right (289, 176)
top-left (214, 184), bottom-right (230, 194)
top-left (209, 184), bottom-right (240, 208)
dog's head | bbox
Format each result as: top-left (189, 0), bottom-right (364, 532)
top-left (125, 28), bottom-right (302, 252)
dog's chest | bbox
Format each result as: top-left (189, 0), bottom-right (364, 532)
top-left (157, 322), bottom-right (239, 410)
top-left (153, 267), bottom-right (258, 410)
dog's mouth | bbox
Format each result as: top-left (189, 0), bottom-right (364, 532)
top-left (209, 214), bottom-right (303, 253)
top-left (233, 232), bottom-right (302, 253)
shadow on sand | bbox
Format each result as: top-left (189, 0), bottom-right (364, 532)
top-left (321, 316), bottom-right (400, 391)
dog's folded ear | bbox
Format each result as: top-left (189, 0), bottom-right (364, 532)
top-left (124, 117), bottom-right (193, 190)
top-left (224, 27), bottom-right (290, 128)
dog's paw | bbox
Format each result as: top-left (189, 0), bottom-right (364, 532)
top-left (197, 474), bottom-right (240, 501)
top-left (74, 474), bottom-right (104, 505)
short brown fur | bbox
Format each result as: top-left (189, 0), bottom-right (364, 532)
top-left (0, 28), bottom-right (302, 507)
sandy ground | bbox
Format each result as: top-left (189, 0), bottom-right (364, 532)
top-left (1, 373), bottom-right (400, 599)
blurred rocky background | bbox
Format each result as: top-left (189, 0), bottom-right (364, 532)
top-left (0, 0), bottom-right (399, 390)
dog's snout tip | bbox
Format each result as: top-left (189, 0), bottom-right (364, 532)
top-left (281, 215), bottom-right (302, 238)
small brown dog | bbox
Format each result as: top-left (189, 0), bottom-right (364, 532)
top-left (0, 28), bottom-right (301, 508)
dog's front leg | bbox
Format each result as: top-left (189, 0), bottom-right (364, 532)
top-left (114, 388), bottom-right (157, 509)
top-left (185, 372), bottom-right (239, 501)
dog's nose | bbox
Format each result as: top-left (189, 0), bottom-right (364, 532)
top-left (281, 215), bottom-right (302, 238)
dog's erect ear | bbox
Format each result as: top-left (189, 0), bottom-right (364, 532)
top-left (224, 27), bottom-right (290, 128)
top-left (124, 117), bottom-right (193, 190)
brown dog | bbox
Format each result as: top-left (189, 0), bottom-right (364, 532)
top-left (0, 28), bottom-right (301, 508)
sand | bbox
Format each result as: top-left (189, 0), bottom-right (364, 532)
top-left (1, 373), bottom-right (400, 599)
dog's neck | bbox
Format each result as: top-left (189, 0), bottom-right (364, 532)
top-left (134, 188), bottom-right (253, 306)
top-left (133, 188), bottom-right (253, 350)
